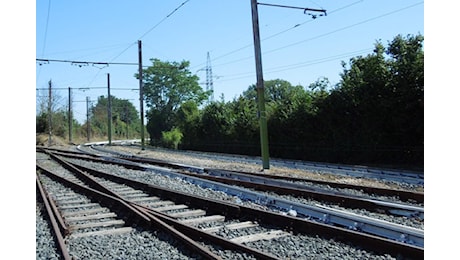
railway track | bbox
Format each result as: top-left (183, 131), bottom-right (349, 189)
top-left (37, 153), bottom-right (256, 259)
top-left (76, 144), bottom-right (424, 220)
top-left (37, 145), bottom-right (423, 259)
top-left (109, 151), bottom-right (424, 218)
top-left (100, 140), bottom-right (424, 186)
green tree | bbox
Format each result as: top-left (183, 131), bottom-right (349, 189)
top-left (229, 96), bottom-right (258, 142)
top-left (175, 100), bottom-right (201, 147)
top-left (90, 96), bottom-right (140, 139)
top-left (318, 34), bottom-right (424, 165)
top-left (386, 34), bottom-right (424, 148)
top-left (36, 82), bottom-right (67, 136)
top-left (137, 58), bottom-right (209, 142)
top-left (199, 101), bottom-right (233, 142)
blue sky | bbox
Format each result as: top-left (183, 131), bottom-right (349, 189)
top-left (35, 0), bottom-right (424, 123)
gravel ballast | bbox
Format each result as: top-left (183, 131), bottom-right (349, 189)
top-left (37, 146), bottom-right (422, 259)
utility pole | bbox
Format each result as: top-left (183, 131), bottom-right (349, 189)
top-left (86, 96), bottom-right (91, 142)
top-left (250, 0), bottom-right (270, 170)
top-left (48, 80), bottom-right (52, 146)
top-left (138, 40), bottom-right (145, 150)
top-left (107, 73), bottom-right (112, 145)
top-left (68, 87), bottom-right (72, 143)
top-left (249, 1), bottom-right (327, 170)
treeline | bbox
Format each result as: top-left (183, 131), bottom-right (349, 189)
top-left (36, 95), bottom-right (143, 142)
top-left (144, 34), bottom-right (423, 168)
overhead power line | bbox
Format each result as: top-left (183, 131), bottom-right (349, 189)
top-left (37, 0), bottom-right (52, 83)
top-left (40, 0), bottom-right (52, 59)
top-left (191, 0), bottom-right (362, 70)
top-left (36, 58), bottom-right (137, 66)
top-left (107, 1), bottom-right (191, 64)
top-left (36, 57), bottom-right (205, 71)
top-left (204, 1), bottom-right (423, 70)
top-left (264, 1), bottom-right (424, 55)
top-left (215, 48), bottom-right (372, 83)
top-left (138, 0), bottom-right (191, 40)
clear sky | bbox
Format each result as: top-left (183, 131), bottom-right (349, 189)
top-left (35, 0), bottom-right (424, 124)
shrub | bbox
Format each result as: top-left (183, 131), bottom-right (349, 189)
top-left (161, 127), bottom-right (183, 150)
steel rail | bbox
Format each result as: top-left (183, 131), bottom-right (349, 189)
top-left (86, 142), bottom-right (424, 185)
top-left (36, 173), bottom-right (72, 260)
top-left (40, 146), bottom-right (424, 204)
top-left (134, 204), bottom-right (280, 260)
top-left (37, 164), bottom-right (152, 226)
top-left (112, 141), bottom-right (423, 179)
top-left (206, 168), bottom-right (424, 203)
top-left (37, 172), bottom-right (69, 235)
top-left (81, 145), bottom-right (424, 203)
top-left (86, 144), bottom-right (425, 215)
top-left (132, 206), bottom-right (224, 260)
top-left (185, 169), bottom-right (424, 219)
top-left (39, 152), bottom-right (223, 260)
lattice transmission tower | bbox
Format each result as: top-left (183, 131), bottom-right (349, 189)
top-left (205, 51), bottom-right (214, 103)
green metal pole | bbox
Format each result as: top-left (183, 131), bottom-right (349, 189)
top-left (68, 87), bottom-right (72, 143)
top-left (48, 80), bottom-right (52, 146)
top-left (251, 0), bottom-right (270, 169)
top-left (86, 96), bottom-right (91, 142)
top-left (107, 73), bottom-right (112, 145)
top-left (138, 40), bottom-right (145, 150)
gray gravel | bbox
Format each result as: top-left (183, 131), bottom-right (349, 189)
top-left (36, 201), bottom-right (61, 260)
top-left (37, 172), bottom-right (202, 259)
top-left (66, 229), bottom-right (197, 260)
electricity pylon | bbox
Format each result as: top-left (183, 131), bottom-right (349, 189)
top-left (206, 52), bottom-right (214, 103)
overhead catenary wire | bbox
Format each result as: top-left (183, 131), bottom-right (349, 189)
top-left (35, 0), bottom-right (194, 107)
top-left (36, 58), bottom-right (137, 66)
top-left (214, 47), bottom-right (373, 83)
top-left (202, 1), bottom-right (423, 70)
top-left (138, 0), bottom-right (190, 40)
top-left (39, 0), bottom-right (52, 59)
top-left (36, 1), bottom-right (422, 124)
top-left (191, 0), bottom-right (364, 70)
top-left (264, 1), bottom-right (424, 55)
top-left (38, 1), bottom-right (406, 73)
top-left (107, 0), bottom-right (191, 64)
top-left (37, 0), bottom-right (52, 82)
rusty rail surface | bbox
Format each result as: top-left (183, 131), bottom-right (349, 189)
top-left (36, 173), bottom-right (72, 260)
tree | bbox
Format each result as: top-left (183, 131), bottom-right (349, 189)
top-left (318, 34), bottom-right (424, 165)
top-left (229, 96), bottom-right (259, 143)
top-left (386, 34), bottom-right (424, 148)
top-left (175, 100), bottom-right (200, 147)
top-left (199, 101), bottom-right (233, 142)
top-left (90, 96), bottom-right (140, 138)
top-left (137, 58), bottom-right (210, 142)
top-left (36, 82), bottom-right (82, 141)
